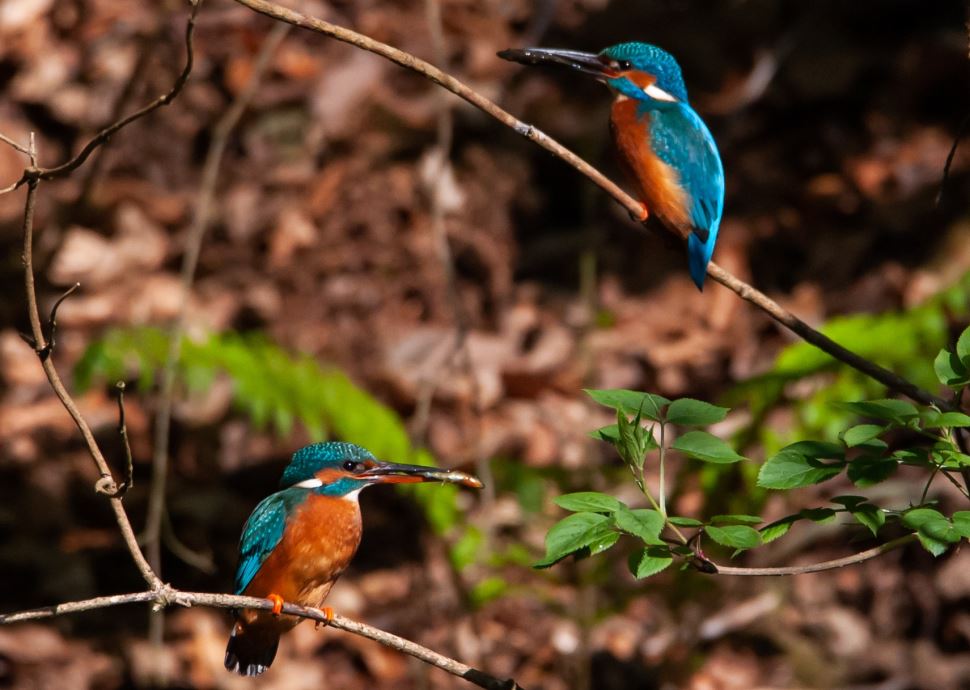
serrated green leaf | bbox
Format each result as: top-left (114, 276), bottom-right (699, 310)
top-left (783, 440), bottom-right (846, 460)
top-left (849, 504), bottom-right (885, 537)
top-left (668, 516), bottom-right (703, 527)
top-left (665, 398), bottom-right (729, 427)
top-left (933, 348), bottom-right (969, 388)
top-left (710, 514), bottom-right (763, 526)
top-left (957, 325), bottom-right (970, 362)
top-left (584, 525), bottom-right (622, 556)
top-left (585, 389), bottom-right (669, 421)
top-left (842, 424), bottom-right (885, 447)
top-left (837, 399), bottom-right (920, 424)
top-left (916, 531), bottom-right (951, 556)
top-left (614, 507), bottom-right (665, 544)
top-left (921, 410), bottom-right (970, 429)
top-left (902, 507), bottom-right (948, 530)
top-left (704, 525), bottom-right (762, 549)
top-left (758, 449), bottom-right (844, 489)
top-left (555, 492), bottom-right (623, 514)
top-left (672, 430), bottom-right (745, 464)
top-left (627, 546), bottom-right (673, 579)
top-left (847, 455), bottom-right (898, 487)
top-left (952, 511), bottom-right (970, 538)
top-left (535, 512), bottom-right (611, 568)
top-left (760, 515), bottom-right (798, 543)
top-left (921, 520), bottom-right (962, 544)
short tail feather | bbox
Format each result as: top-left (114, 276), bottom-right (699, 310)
top-left (687, 229), bottom-right (717, 291)
top-left (225, 623), bottom-right (280, 677)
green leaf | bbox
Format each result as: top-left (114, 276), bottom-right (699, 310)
top-left (627, 546), bottom-right (673, 579)
top-left (710, 514), bottom-right (763, 526)
top-left (782, 440), bottom-right (845, 460)
top-left (842, 424), bottom-right (885, 447)
top-left (957, 325), bottom-right (970, 362)
top-left (848, 504), bottom-right (885, 537)
top-left (952, 511), bottom-right (970, 538)
top-left (847, 455), bottom-right (898, 487)
top-left (934, 348), bottom-right (969, 388)
top-left (616, 408), bottom-right (646, 468)
top-left (665, 398), bottom-right (729, 426)
top-left (916, 532), bottom-right (951, 556)
top-left (590, 424), bottom-right (620, 442)
top-left (555, 492), bottom-right (623, 514)
top-left (921, 410), bottom-right (970, 429)
top-left (585, 389), bottom-right (669, 421)
top-left (668, 516), bottom-right (703, 527)
top-left (758, 449), bottom-right (844, 489)
top-left (760, 515), bottom-right (798, 543)
top-left (672, 430), bottom-right (745, 464)
top-left (704, 525), bottom-right (762, 550)
top-left (535, 512), bottom-right (612, 568)
top-left (902, 507), bottom-right (960, 551)
top-left (614, 507), bottom-right (665, 544)
top-left (902, 507), bottom-right (948, 530)
top-left (837, 399), bottom-right (920, 424)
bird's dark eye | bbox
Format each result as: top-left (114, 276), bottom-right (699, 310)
top-left (343, 461), bottom-right (360, 472)
top-left (616, 60), bottom-right (632, 70)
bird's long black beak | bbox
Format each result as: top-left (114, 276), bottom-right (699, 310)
top-left (497, 47), bottom-right (614, 80)
top-left (359, 461), bottom-right (483, 488)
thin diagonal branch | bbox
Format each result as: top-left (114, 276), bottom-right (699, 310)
top-left (229, 0), bottom-right (950, 411)
top-left (0, 590), bottom-right (523, 690)
top-left (709, 533), bottom-right (917, 576)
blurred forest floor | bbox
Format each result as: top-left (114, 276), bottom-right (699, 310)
top-left (2, 0), bottom-right (970, 688)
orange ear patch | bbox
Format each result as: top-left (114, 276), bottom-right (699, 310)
top-left (618, 70), bottom-right (656, 89)
top-left (314, 468), bottom-right (350, 484)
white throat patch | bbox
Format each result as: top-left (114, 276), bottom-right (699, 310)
top-left (293, 478), bottom-right (323, 489)
top-left (342, 488), bottom-right (363, 503)
top-left (644, 83), bottom-right (677, 102)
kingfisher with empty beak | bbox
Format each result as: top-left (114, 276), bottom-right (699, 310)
top-left (499, 42), bottom-right (724, 290)
top-left (225, 442), bottom-right (482, 676)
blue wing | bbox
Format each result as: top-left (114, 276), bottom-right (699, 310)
top-left (233, 489), bottom-right (304, 595)
top-left (642, 102), bottom-right (724, 290)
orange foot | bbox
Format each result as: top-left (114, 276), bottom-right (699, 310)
top-left (637, 203), bottom-right (649, 222)
top-left (314, 606), bottom-right (334, 630)
top-left (267, 593), bottom-right (284, 616)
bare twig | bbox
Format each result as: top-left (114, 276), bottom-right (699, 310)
top-left (229, 0), bottom-right (950, 410)
top-left (0, 590), bottom-right (523, 690)
top-left (21, 2), bottom-right (201, 187)
top-left (709, 534), bottom-right (917, 576)
top-left (107, 382), bottom-right (135, 498)
top-left (79, 22), bottom-right (167, 202)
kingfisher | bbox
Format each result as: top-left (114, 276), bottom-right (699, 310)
top-left (499, 42), bottom-right (724, 290)
top-left (225, 441), bottom-right (482, 676)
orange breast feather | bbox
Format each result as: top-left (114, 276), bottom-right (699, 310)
top-left (239, 494), bottom-right (362, 630)
top-left (610, 97), bottom-right (690, 234)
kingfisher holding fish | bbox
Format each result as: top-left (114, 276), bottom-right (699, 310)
top-left (225, 441), bottom-right (482, 676)
top-left (499, 42), bottom-right (724, 290)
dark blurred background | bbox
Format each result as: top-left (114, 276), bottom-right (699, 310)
top-left (1, 0), bottom-right (969, 688)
